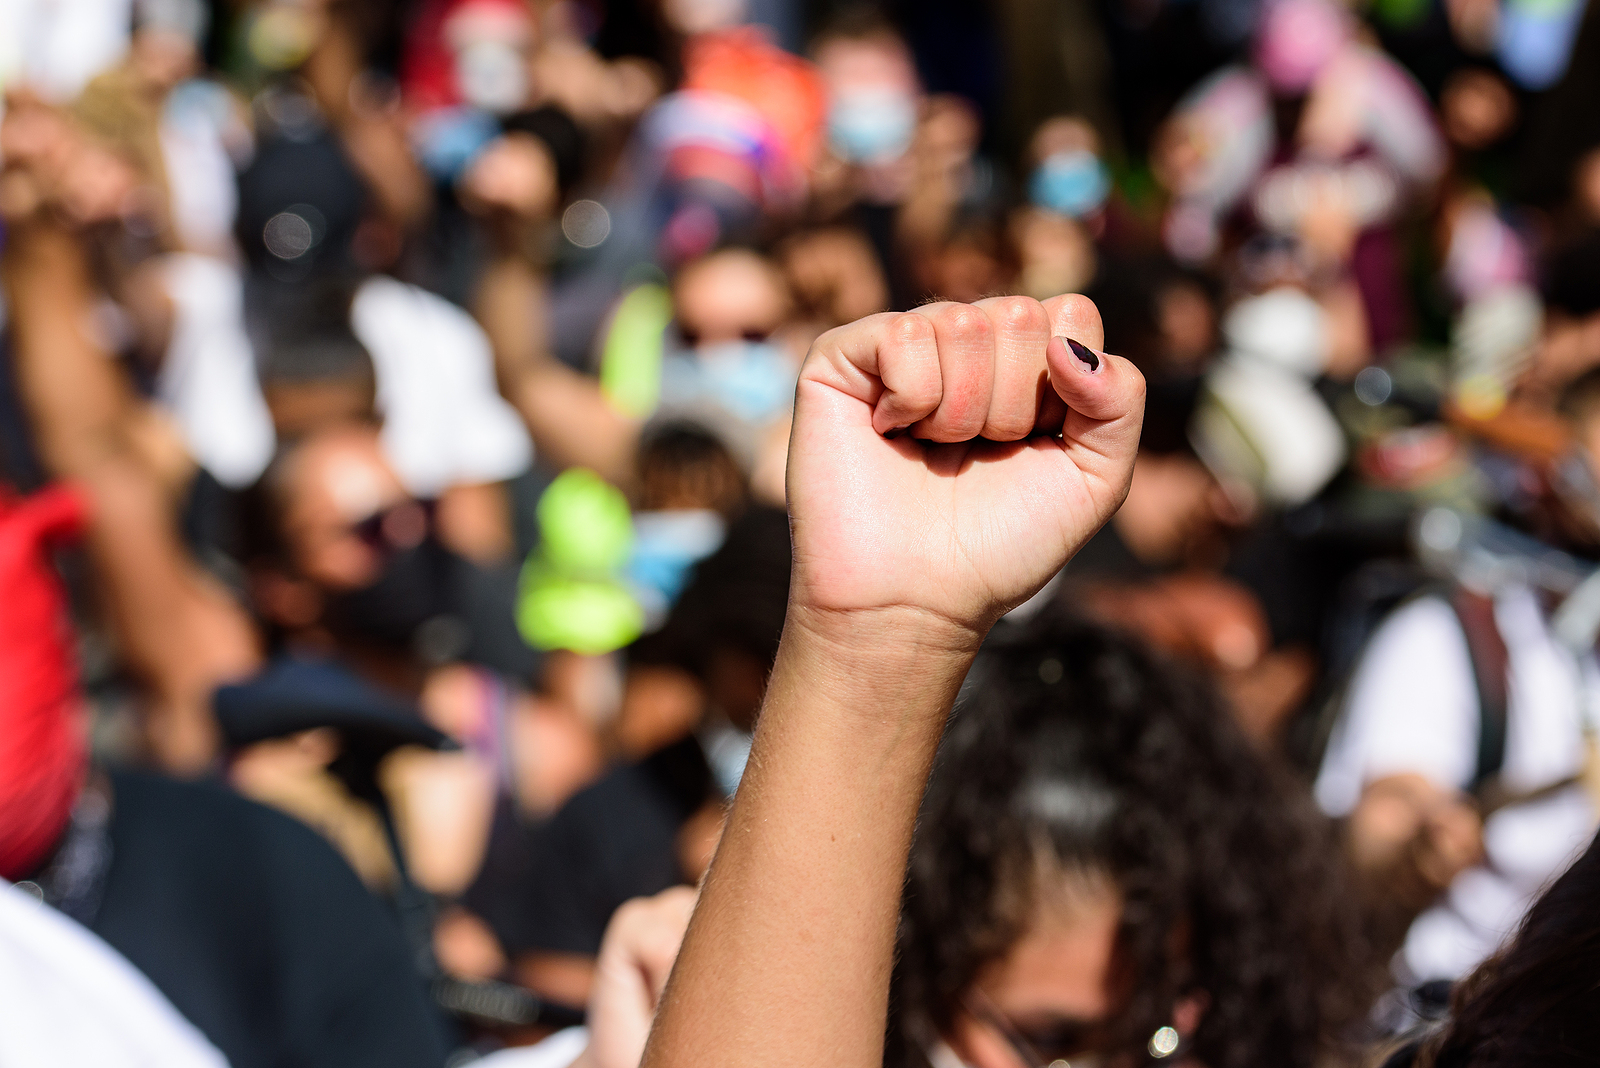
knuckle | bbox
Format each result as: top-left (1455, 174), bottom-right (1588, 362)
top-left (991, 295), bottom-right (1047, 334)
top-left (888, 311), bottom-right (936, 349)
top-left (941, 303), bottom-right (993, 340)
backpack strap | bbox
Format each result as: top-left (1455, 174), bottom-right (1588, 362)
top-left (1447, 589), bottom-right (1510, 796)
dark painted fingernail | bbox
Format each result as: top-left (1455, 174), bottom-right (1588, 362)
top-left (1065, 337), bottom-right (1101, 374)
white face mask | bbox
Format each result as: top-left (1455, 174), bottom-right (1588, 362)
top-left (455, 40), bottom-right (527, 114)
top-left (828, 87), bottom-right (917, 164)
top-left (661, 340), bottom-right (796, 424)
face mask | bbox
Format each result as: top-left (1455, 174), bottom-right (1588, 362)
top-left (627, 509), bottom-right (727, 625)
top-left (700, 721), bottom-right (753, 799)
top-left (455, 40), bottom-right (528, 114)
top-left (1029, 149), bottom-right (1110, 218)
top-left (323, 535), bottom-right (465, 661)
top-left (662, 340), bottom-right (796, 424)
top-left (828, 87), bottom-right (916, 164)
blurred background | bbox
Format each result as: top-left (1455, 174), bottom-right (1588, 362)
top-left (4, 0), bottom-right (1600, 1063)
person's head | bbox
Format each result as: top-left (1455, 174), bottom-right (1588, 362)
top-left (254, 279), bottom-right (379, 438)
top-left (1411, 830), bottom-right (1600, 1068)
top-left (637, 421), bottom-right (747, 516)
top-left (891, 617), bottom-right (1375, 1068)
top-left (458, 105), bottom-right (585, 221)
top-left (1025, 116), bottom-right (1110, 223)
top-left (1439, 68), bottom-right (1517, 154)
top-left (812, 13), bottom-right (920, 166)
top-left (777, 225), bottom-right (890, 330)
top-left (672, 246), bottom-right (792, 348)
top-left (919, 209), bottom-right (1013, 305)
top-left (239, 423), bottom-right (461, 660)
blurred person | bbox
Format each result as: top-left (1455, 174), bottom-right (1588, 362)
top-left (626, 421), bottom-right (747, 629)
top-left (1011, 116), bottom-right (1106, 303)
top-left (888, 617), bottom-right (1376, 1068)
top-left (242, 0), bottom-right (433, 236)
top-left (1153, 0), bottom-right (1445, 351)
top-left (1, 161), bottom-right (596, 872)
top-left (463, 505), bottom-right (790, 1007)
top-left (776, 224), bottom-right (893, 337)
top-left (1, 164), bottom-right (260, 771)
top-left (234, 111), bottom-right (534, 564)
top-left (234, 423), bottom-right (602, 889)
top-left (480, 238), bottom-right (800, 499)
top-left (1311, 370), bottom-right (1600, 986)
top-left (812, 12), bottom-right (923, 204)
top-left (0, 483), bottom-right (448, 1068)
top-left (809, 13), bottom-right (993, 309)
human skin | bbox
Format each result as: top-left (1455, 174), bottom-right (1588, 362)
top-left (640, 293), bottom-right (1145, 1068)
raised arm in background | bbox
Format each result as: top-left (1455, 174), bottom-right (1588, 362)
top-left (1, 100), bottom-right (260, 771)
top-left (641, 294), bottom-right (1145, 1068)
top-left (473, 250), bottom-right (640, 485)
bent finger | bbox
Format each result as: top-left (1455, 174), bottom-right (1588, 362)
top-left (973, 295), bottom-right (1052, 441)
top-left (907, 302), bottom-right (994, 442)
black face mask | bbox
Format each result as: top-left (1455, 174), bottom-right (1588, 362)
top-left (322, 535), bottom-right (466, 661)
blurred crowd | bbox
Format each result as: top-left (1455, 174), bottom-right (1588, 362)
top-left (3, 0), bottom-right (1600, 1064)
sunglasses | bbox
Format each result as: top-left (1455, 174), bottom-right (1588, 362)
top-left (961, 987), bottom-right (1185, 1068)
top-left (678, 327), bottom-right (777, 348)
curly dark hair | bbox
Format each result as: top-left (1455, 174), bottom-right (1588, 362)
top-left (888, 614), bottom-right (1380, 1068)
top-left (1412, 829), bottom-right (1600, 1068)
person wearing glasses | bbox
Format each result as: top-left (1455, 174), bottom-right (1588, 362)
top-left (889, 617), bottom-right (1376, 1068)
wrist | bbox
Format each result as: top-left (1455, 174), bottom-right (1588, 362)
top-left (782, 602), bottom-right (984, 675)
top-left (762, 604), bottom-right (981, 749)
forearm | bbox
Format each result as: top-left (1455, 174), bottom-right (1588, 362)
top-left (476, 255), bottom-right (638, 482)
top-left (644, 607), bottom-right (979, 1068)
top-left (5, 222), bottom-right (255, 766)
top-left (1, 221), bottom-right (134, 477)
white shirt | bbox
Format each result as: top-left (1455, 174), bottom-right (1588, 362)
top-left (0, 0), bottom-right (130, 103)
top-left (157, 255), bottom-right (277, 490)
top-left (351, 275), bottom-right (532, 497)
top-left (1315, 584), bottom-right (1597, 981)
top-left (156, 263), bottom-right (532, 495)
top-left (0, 880), bottom-right (230, 1067)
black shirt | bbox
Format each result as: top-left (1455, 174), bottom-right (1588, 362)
top-left (91, 769), bottom-right (448, 1068)
top-left (466, 736), bottom-right (714, 958)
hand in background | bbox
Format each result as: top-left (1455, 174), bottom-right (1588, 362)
top-left (572, 888), bottom-right (697, 1068)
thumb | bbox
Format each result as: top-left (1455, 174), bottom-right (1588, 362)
top-left (1037, 296), bottom-right (1144, 499)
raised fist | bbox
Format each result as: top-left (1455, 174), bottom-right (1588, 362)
top-left (787, 294), bottom-right (1144, 641)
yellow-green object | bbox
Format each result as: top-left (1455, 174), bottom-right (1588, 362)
top-left (599, 284), bottom-right (673, 418)
top-left (517, 469), bottom-right (644, 653)
top-left (516, 565), bottom-right (644, 654)
top-left (537, 468), bottom-right (634, 572)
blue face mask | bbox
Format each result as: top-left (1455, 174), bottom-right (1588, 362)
top-left (661, 340), bottom-right (796, 424)
top-left (828, 88), bottom-right (916, 164)
top-left (1029, 149), bottom-right (1110, 218)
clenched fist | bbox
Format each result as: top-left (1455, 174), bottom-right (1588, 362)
top-left (787, 293), bottom-right (1144, 641)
